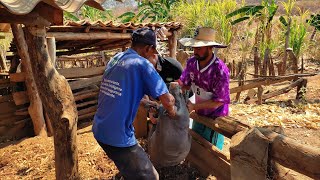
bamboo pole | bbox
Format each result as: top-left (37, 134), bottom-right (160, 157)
top-left (11, 24), bottom-right (47, 136)
top-left (47, 32), bottom-right (132, 41)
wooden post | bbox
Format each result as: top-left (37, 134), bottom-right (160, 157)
top-left (24, 25), bottom-right (79, 179)
top-left (11, 24), bottom-right (47, 136)
top-left (47, 37), bottom-right (56, 68)
top-left (0, 49), bottom-right (8, 72)
top-left (257, 85), bottom-right (263, 105)
top-left (296, 78), bottom-right (307, 100)
top-left (168, 30), bottom-right (177, 59)
top-left (253, 47), bottom-right (259, 78)
top-left (230, 128), bottom-right (269, 180)
top-left (287, 48), bottom-right (298, 74)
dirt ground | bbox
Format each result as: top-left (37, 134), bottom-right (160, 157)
top-left (0, 67), bottom-right (319, 179)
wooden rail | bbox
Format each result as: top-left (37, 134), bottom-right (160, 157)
top-left (189, 112), bottom-right (320, 179)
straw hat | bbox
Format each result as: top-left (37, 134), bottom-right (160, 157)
top-left (179, 27), bottom-right (228, 48)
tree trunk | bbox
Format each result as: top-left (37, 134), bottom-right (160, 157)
top-left (11, 24), bottom-right (47, 136)
top-left (282, 18), bottom-right (291, 75)
top-left (310, 27), bottom-right (317, 41)
top-left (24, 25), bottom-right (79, 179)
top-left (253, 47), bottom-right (259, 78)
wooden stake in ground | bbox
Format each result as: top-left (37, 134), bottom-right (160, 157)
top-left (11, 24), bottom-right (47, 136)
top-left (24, 25), bottom-right (79, 179)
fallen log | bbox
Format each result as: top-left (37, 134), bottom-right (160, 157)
top-left (190, 113), bottom-right (251, 139)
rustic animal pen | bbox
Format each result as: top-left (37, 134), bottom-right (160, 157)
top-left (0, 1), bottom-right (182, 179)
top-left (1, 1), bottom-right (319, 180)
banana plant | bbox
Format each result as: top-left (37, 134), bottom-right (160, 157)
top-left (306, 14), bottom-right (320, 41)
top-left (64, 5), bottom-right (113, 22)
top-left (118, 0), bottom-right (177, 23)
top-left (279, 0), bottom-right (295, 75)
top-left (227, 0), bottom-right (278, 75)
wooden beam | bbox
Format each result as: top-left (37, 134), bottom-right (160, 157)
top-left (58, 66), bottom-right (105, 79)
top-left (168, 30), bottom-right (177, 58)
top-left (0, 9), bottom-right (50, 26)
top-left (24, 25), bottom-right (79, 179)
top-left (11, 24), bottom-right (47, 136)
top-left (12, 91), bottom-right (29, 105)
top-left (186, 138), bottom-right (231, 180)
top-left (9, 72), bottom-right (25, 82)
top-left (56, 41), bottom-right (131, 56)
top-left (258, 128), bottom-right (320, 180)
top-left (189, 130), bottom-right (229, 162)
top-left (47, 32), bottom-right (132, 41)
top-left (190, 112), bottom-right (251, 139)
top-left (69, 75), bottom-right (102, 91)
top-left (230, 76), bottom-right (296, 94)
top-left (33, 2), bottom-right (63, 25)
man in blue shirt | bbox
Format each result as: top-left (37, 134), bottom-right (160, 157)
top-left (92, 28), bottom-right (176, 180)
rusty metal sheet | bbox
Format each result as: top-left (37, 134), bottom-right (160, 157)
top-left (0, 0), bottom-right (106, 15)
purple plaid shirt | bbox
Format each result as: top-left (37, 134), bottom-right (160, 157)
top-left (179, 55), bottom-right (230, 117)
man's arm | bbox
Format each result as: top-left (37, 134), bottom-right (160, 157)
top-left (187, 100), bottom-right (223, 113)
top-left (159, 93), bottom-right (176, 117)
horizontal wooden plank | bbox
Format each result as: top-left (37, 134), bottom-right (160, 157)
top-left (12, 91), bottom-right (29, 105)
top-left (186, 138), bottom-right (231, 180)
top-left (0, 94), bottom-right (13, 103)
top-left (0, 101), bottom-right (17, 114)
top-left (10, 72), bottom-right (26, 82)
top-left (58, 66), bottom-right (105, 79)
top-left (69, 75), bottom-right (102, 91)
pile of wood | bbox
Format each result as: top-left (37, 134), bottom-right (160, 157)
top-left (0, 65), bottom-right (105, 139)
top-left (56, 53), bottom-right (107, 69)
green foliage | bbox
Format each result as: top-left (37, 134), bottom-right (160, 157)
top-left (289, 10), bottom-right (309, 58)
top-left (307, 14), bottom-right (320, 31)
top-left (63, 5), bottom-right (113, 22)
top-left (172, 0), bottom-right (237, 45)
top-left (118, 0), bottom-right (177, 23)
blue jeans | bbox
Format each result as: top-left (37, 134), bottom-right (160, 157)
top-left (192, 121), bottom-right (224, 150)
top-left (97, 141), bottom-right (159, 180)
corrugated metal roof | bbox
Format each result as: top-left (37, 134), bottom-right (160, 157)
top-left (0, 0), bottom-right (106, 15)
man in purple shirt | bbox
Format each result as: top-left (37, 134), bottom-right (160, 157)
top-left (178, 27), bottom-right (230, 150)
